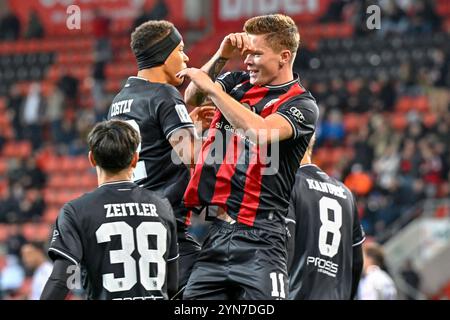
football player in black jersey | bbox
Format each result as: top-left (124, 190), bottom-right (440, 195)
top-left (286, 134), bottom-right (365, 299)
top-left (41, 120), bottom-right (178, 300)
top-left (107, 20), bottom-right (214, 291)
top-left (178, 14), bottom-right (319, 299)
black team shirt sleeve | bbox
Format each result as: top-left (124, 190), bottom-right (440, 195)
top-left (351, 193), bottom-right (366, 247)
top-left (48, 203), bottom-right (82, 265)
top-left (155, 85), bottom-right (194, 139)
top-left (216, 71), bottom-right (248, 93)
top-left (276, 98), bottom-right (319, 140)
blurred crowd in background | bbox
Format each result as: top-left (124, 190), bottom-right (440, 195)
top-left (0, 0), bottom-right (448, 299)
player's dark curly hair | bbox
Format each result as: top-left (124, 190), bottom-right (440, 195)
top-left (130, 20), bottom-right (173, 58)
top-left (87, 120), bottom-right (140, 173)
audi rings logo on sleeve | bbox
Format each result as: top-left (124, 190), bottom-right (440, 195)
top-left (288, 106), bottom-right (305, 124)
top-left (242, 102), bottom-right (256, 113)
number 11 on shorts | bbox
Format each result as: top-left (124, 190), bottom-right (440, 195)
top-left (270, 272), bottom-right (285, 299)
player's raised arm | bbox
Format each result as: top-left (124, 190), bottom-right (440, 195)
top-left (184, 33), bottom-right (253, 106)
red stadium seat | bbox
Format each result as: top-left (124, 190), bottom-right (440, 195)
top-left (73, 156), bottom-right (90, 172)
top-left (43, 207), bottom-right (60, 224)
top-left (1, 141), bottom-right (32, 158)
top-left (0, 179), bottom-right (7, 198)
top-left (343, 113), bottom-right (361, 133)
top-left (48, 175), bottom-right (65, 188)
top-left (391, 113), bottom-right (408, 131)
top-left (423, 113), bottom-right (437, 128)
top-left (414, 96), bottom-right (430, 113)
top-left (22, 223), bottom-right (51, 241)
top-left (434, 204), bottom-right (449, 218)
top-left (21, 223), bottom-right (38, 241)
top-left (0, 224), bottom-right (9, 242)
top-left (395, 96), bottom-right (412, 112)
top-left (37, 223), bottom-right (51, 241)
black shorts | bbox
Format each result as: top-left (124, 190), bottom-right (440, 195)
top-left (178, 231), bottom-right (201, 289)
top-left (183, 219), bottom-right (288, 300)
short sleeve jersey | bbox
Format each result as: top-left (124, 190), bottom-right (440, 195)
top-left (48, 181), bottom-right (178, 300)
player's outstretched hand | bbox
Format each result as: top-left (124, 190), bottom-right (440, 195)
top-left (177, 68), bottom-right (216, 94)
top-left (190, 106), bottom-right (216, 132)
top-left (218, 32), bottom-right (253, 59)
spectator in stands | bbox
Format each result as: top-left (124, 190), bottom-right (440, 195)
top-left (344, 163), bottom-right (373, 197)
top-left (57, 72), bottom-right (79, 103)
top-left (409, 0), bottom-right (441, 34)
top-left (350, 127), bottom-right (374, 172)
top-left (46, 86), bottom-right (65, 143)
top-left (319, 109), bottom-right (345, 145)
top-left (92, 8), bottom-right (111, 64)
top-left (149, 0), bottom-right (169, 20)
top-left (56, 118), bottom-right (77, 149)
top-left (378, 78), bottom-right (397, 112)
top-left (19, 189), bottom-right (45, 222)
top-left (319, 0), bottom-right (345, 22)
top-left (373, 144), bottom-right (400, 192)
top-left (6, 84), bottom-right (25, 140)
top-left (0, 6), bottom-right (21, 41)
top-left (22, 157), bottom-right (47, 190)
top-left (400, 259), bottom-right (421, 300)
top-left (91, 61), bottom-right (106, 113)
top-left (379, 1), bottom-right (410, 38)
top-left (0, 245), bottom-right (25, 299)
top-left (25, 10), bottom-right (44, 39)
top-left (132, 0), bottom-right (169, 32)
top-left (20, 242), bottom-right (52, 300)
top-left (0, 188), bottom-right (16, 223)
top-left (0, 130), bottom-right (4, 152)
top-left (0, 184), bottom-right (23, 223)
top-left (357, 241), bottom-right (397, 300)
top-left (22, 83), bottom-right (45, 150)
top-left (5, 224), bottom-right (26, 258)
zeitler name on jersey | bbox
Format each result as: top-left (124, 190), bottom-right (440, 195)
top-left (104, 202), bottom-right (159, 218)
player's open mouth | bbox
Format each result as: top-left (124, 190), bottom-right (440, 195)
top-left (249, 70), bottom-right (259, 77)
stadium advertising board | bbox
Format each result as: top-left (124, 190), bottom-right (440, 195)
top-left (213, 0), bottom-right (331, 29)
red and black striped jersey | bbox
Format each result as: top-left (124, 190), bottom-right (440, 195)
top-left (183, 71), bottom-right (319, 233)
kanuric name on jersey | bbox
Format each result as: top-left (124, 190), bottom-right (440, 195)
top-left (306, 178), bottom-right (347, 199)
top-left (110, 99), bottom-right (133, 117)
top-left (104, 203), bottom-right (158, 218)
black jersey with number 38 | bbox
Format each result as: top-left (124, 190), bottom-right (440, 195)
top-left (48, 181), bottom-right (178, 300)
top-left (286, 164), bottom-right (365, 300)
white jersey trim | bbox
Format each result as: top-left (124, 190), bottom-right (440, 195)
top-left (353, 237), bottom-right (366, 247)
top-left (98, 180), bottom-right (133, 188)
top-left (167, 253), bottom-right (179, 262)
top-left (48, 248), bottom-right (79, 265)
top-left (276, 111), bottom-right (298, 139)
top-left (165, 123), bottom-right (195, 139)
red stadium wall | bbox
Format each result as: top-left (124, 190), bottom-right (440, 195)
top-left (7, 0), bottom-right (187, 35)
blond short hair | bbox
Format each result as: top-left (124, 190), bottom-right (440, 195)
top-left (243, 14), bottom-right (300, 54)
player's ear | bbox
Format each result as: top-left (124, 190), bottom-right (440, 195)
top-left (280, 49), bottom-right (291, 66)
top-left (130, 152), bottom-right (139, 168)
top-left (88, 151), bottom-right (96, 167)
